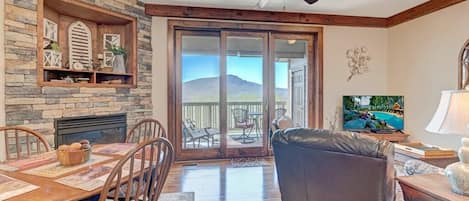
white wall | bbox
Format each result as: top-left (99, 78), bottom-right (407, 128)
top-left (323, 26), bottom-right (388, 129)
top-left (388, 1), bottom-right (469, 150)
top-left (151, 17), bottom-right (168, 130)
top-left (151, 18), bottom-right (390, 131)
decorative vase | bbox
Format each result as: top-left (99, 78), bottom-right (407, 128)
top-left (273, 108), bottom-right (293, 129)
top-left (445, 138), bottom-right (469, 195)
top-left (112, 54), bottom-right (126, 73)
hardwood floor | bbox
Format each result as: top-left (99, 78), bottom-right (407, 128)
top-left (162, 158), bottom-right (281, 201)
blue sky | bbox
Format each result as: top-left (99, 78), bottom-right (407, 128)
top-left (182, 55), bottom-right (289, 89)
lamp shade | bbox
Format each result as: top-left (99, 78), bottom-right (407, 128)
top-left (426, 90), bottom-right (469, 135)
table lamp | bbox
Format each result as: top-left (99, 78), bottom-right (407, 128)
top-left (426, 90), bottom-right (469, 196)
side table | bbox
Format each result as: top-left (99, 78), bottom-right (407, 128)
top-left (394, 144), bottom-right (458, 168)
top-left (397, 174), bottom-right (469, 201)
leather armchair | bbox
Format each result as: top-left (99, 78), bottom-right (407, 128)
top-left (272, 128), bottom-right (395, 201)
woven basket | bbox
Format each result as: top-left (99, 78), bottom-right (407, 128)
top-left (57, 148), bottom-right (91, 166)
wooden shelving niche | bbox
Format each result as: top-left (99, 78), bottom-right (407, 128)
top-left (37, 0), bottom-right (137, 88)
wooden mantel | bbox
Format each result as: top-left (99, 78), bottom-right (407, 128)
top-left (145, 0), bottom-right (466, 28)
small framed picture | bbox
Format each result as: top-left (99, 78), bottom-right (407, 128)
top-left (103, 51), bottom-right (114, 67)
top-left (104, 34), bottom-right (120, 50)
top-left (44, 18), bottom-right (58, 41)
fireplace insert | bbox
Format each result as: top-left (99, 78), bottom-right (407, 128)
top-left (54, 113), bottom-right (127, 148)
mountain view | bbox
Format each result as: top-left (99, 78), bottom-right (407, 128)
top-left (183, 75), bottom-right (288, 102)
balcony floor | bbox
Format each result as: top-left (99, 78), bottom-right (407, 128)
top-left (182, 129), bottom-right (265, 149)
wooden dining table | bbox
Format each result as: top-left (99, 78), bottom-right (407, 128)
top-left (0, 144), bottom-right (135, 201)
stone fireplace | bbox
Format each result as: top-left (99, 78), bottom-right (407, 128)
top-left (3, 0), bottom-right (153, 146)
top-left (54, 113), bottom-right (127, 148)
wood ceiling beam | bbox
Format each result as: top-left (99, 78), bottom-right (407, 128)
top-left (387, 0), bottom-right (466, 27)
top-left (145, 4), bottom-right (388, 28)
top-left (145, 0), bottom-right (467, 28)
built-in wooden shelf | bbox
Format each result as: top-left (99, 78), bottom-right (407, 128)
top-left (43, 68), bottom-right (94, 74)
top-left (37, 0), bottom-right (137, 88)
top-left (44, 68), bottom-right (133, 76)
top-left (40, 82), bottom-right (135, 88)
top-left (96, 71), bottom-right (133, 76)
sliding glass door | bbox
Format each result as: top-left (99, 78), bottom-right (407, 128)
top-left (176, 31), bottom-right (222, 159)
top-left (223, 31), bottom-right (269, 157)
top-left (270, 34), bottom-right (313, 128)
top-left (175, 30), bottom-right (315, 160)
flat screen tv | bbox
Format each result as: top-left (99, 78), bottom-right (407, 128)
top-left (343, 96), bottom-right (404, 132)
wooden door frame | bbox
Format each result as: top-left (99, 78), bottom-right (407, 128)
top-left (167, 20), bottom-right (323, 161)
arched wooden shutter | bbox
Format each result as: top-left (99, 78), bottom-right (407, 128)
top-left (68, 21), bottom-right (92, 68)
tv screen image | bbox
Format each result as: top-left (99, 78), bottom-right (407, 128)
top-left (343, 96), bottom-right (404, 131)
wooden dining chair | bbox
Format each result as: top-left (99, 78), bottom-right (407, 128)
top-left (99, 137), bottom-right (175, 201)
top-left (0, 126), bottom-right (51, 160)
top-left (126, 119), bottom-right (166, 143)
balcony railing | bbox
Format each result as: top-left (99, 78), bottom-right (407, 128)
top-left (182, 101), bottom-right (287, 129)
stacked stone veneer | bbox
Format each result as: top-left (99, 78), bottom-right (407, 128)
top-left (4, 0), bottom-right (153, 145)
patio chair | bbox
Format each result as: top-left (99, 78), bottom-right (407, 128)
top-left (0, 126), bottom-right (51, 160)
top-left (126, 119), bottom-right (166, 143)
top-left (232, 108), bottom-right (255, 144)
top-left (182, 119), bottom-right (217, 148)
top-left (195, 121), bottom-right (219, 146)
top-left (98, 138), bottom-right (174, 201)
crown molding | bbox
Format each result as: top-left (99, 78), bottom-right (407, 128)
top-left (145, 4), bottom-right (388, 28)
top-left (145, 0), bottom-right (466, 28)
top-left (387, 0), bottom-right (466, 27)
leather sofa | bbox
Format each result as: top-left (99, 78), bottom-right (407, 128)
top-left (272, 128), bottom-right (395, 201)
